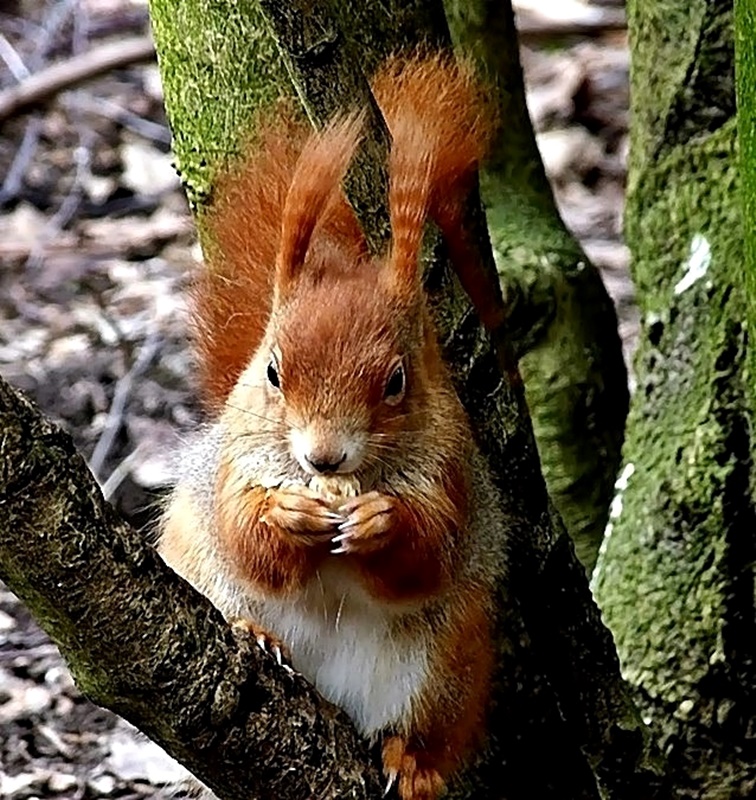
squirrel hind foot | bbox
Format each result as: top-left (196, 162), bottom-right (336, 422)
top-left (382, 736), bottom-right (446, 800)
top-left (230, 618), bottom-right (294, 673)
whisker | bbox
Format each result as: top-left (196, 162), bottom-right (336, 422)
top-left (315, 570), bottom-right (328, 625)
top-left (335, 592), bottom-right (346, 633)
top-left (223, 402), bottom-right (300, 431)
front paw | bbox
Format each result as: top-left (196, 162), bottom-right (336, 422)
top-left (263, 484), bottom-right (341, 545)
top-left (330, 491), bottom-right (397, 555)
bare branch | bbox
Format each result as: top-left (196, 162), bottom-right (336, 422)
top-left (0, 375), bottom-right (383, 800)
top-left (0, 36), bottom-right (154, 122)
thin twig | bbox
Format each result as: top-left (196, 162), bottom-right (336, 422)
top-left (22, 6), bottom-right (93, 267)
top-left (25, 128), bottom-right (95, 269)
top-left (516, 9), bottom-right (626, 44)
top-left (0, 1), bottom-right (83, 208)
top-left (0, 114), bottom-right (42, 207)
top-left (0, 31), bottom-right (30, 82)
top-left (27, 0), bottom-right (76, 72)
top-left (63, 92), bottom-right (171, 145)
top-left (89, 332), bottom-right (162, 483)
top-left (0, 36), bottom-right (155, 122)
top-left (100, 446), bottom-right (143, 501)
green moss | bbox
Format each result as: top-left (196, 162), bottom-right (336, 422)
top-left (594, 121), bottom-right (746, 705)
top-left (734, 0), bottom-right (756, 418)
top-left (148, 0), bottom-right (288, 206)
top-left (628, 0), bottom-right (706, 169)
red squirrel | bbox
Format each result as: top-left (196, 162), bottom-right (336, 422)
top-left (159, 54), bottom-right (507, 800)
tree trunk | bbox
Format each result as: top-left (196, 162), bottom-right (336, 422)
top-left (0, 1), bottom-right (661, 798)
top-left (592, 0), bottom-right (756, 795)
top-left (446, 0), bottom-right (629, 572)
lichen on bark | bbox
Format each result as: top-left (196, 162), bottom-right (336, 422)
top-left (593, 0), bottom-right (756, 793)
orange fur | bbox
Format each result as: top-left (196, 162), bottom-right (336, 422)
top-left (277, 112), bottom-right (365, 295)
top-left (164, 53), bottom-right (503, 800)
top-left (215, 461), bottom-right (326, 593)
top-left (351, 446), bottom-right (470, 602)
top-left (193, 114), bottom-right (304, 407)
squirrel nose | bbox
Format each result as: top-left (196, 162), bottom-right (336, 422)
top-left (306, 452), bottom-right (347, 474)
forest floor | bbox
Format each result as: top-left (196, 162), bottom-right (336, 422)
top-left (0, 0), bottom-right (633, 796)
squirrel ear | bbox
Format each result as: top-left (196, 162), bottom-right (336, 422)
top-left (276, 112), bottom-right (364, 296)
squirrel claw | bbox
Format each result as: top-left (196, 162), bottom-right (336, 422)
top-left (272, 644), bottom-right (296, 674)
top-left (329, 492), bottom-right (396, 554)
top-left (384, 769), bottom-right (398, 796)
top-left (330, 531), bottom-right (353, 554)
top-left (231, 619), bottom-right (293, 671)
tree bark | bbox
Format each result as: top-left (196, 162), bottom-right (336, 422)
top-left (0, 0), bottom-right (660, 798)
top-left (445, 0), bottom-right (629, 572)
top-left (593, 0), bottom-right (756, 795)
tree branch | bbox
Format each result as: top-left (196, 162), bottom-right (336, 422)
top-left (0, 376), bottom-right (383, 800)
top-left (0, 37), bottom-right (155, 122)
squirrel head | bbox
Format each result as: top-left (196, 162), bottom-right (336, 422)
top-left (214, 55), bottom-right (492, 480)
top-left (223, 108), bottom-right (445, 479)
top-left (254, 263), bottom-right (431, 478)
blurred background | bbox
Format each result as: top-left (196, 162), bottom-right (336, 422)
top-left (0, 0), bottom-right (632, 795)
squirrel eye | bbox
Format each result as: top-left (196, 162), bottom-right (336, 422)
top-left (384, 361), bottom-right (405, 404)
top-left (267, 359), bottom-right (280, 389)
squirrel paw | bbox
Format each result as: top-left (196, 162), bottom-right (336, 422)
top-left (382, 736), bottom-right (445, 800)
top-left (330, 491), bottom-right (396, 555)
top-left (230, 619), bottom-right (294, 673)
top-left (263, 484), bottom-right (342, 543)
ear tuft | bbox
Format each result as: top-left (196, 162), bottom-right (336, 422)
top-left (277, 111), bottom-right (365, 294)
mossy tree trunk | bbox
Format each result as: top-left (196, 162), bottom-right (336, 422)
top-left (145, 0), bottom-right (660, 797)
top-left (735, 0), bottom-right (756, 415)
top-left (445, 0), bottom-right (629, 572)
top-left (592, 0), bottom-right (756, 795)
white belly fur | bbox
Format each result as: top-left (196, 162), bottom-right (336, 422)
top-left (248, 562), bottom-right (430, 738)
